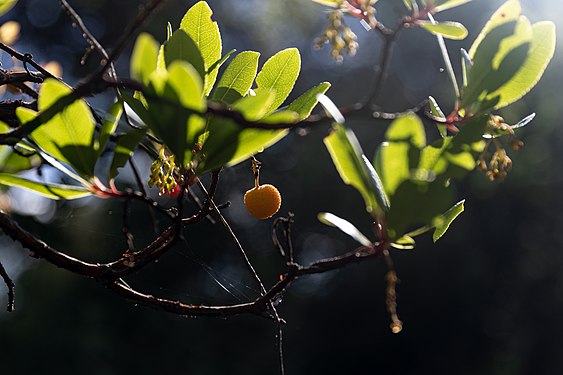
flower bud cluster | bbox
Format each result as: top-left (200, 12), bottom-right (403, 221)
top-left (148, 147), bottom-right (183, 196)
top-left (314, 8), bottom-right (359, 62)
top-left (478, 114), bottom-right (527, 181)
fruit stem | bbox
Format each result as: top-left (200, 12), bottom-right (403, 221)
top-left (251, 157), bottom-right (261, 188)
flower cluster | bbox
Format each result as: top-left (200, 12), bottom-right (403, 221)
top-left (314, 9), bottom-right (358, 62)
top-left (148, 147), bottom-right (183, 196)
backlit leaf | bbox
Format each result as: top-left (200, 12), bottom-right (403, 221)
top-left (318, 212), bottom-right (373, 247)
top-left (0, 0), bottom-right (16, 17)
top-left (32, 79), bottom-right (97, 177)
top-left (164, 29), bottom-right (206, 83)
top-left (489, 21), bottom-right (556, 110)
top-left (325, 124), bottom-right (389, 217)
top-left (180, 0), bottom-right (222, 96)
top-left (432, 0), bottom-right (472, 13)
top-left (375, 114), bottom-right (426, 197)
top-left (255, 48), bottom-right (301, 116)
top-left (0, 173), bottom-right (91, 200)
top-left (418, 21), bottom-right (468, 40)
top-left (130, 33), bottom-right (159, 85)
top-left (212, 51), bottom-right (260, 105)
top-left (432, 200), bottom-right (465, 241)
top-left (469, 0), bottom-right (521, 57)
top-left (287, 82), bottom-right (331, 120)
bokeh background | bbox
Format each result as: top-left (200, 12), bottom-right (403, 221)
top-left (1, 0), bottom-right (563, 374)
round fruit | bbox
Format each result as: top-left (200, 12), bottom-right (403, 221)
top-left (244, 184), bottom-right (281, 220)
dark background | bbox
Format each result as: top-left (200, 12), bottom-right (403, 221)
top-left (1, 0), bottom-right (563, 374)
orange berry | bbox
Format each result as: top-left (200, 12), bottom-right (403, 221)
top-left (244, 184), bottom-right (281, 220)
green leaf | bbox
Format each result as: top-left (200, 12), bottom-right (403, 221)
top-left (167, 22), bottom-right (173, 40)
top-left (145, 61), bottom-right (206, 166)
top-left (197, 92), bottom-right (275, 173)
top-left (0, 0), bottom-right (16, 17)
top-left (180, 0), bottom-right (222, 96)
top-left (403, 0), bottom-right (413, 11)
top-left (489, 21), bottom-right (556, 110)
top-left (207, 49), bottom-right (236, 75)
top-left (164, 29), bottom-right (206, 83)
top-left (428, 96), bottom-right (447, 137)
top-left (462, 17), bottom-right (532, 112)
top-left (31, 79), bottom-right (97, 177)
top-left (199, 82), bottom-right (326, 173)
top-left (0, 122), bottom-right (35, 174)
top-left (461, 48), bottom-right (472, 89)
top-left (311, 0), bottom-right (341, 7)
top-left (386, 179), bottom-right (453, 240)
top-left (469, 0), bottom-right (521, 58)
top-left (432, 0), bottom-right (472, 13)
top-left (98, 101), bottom-right (123, 153)
top-left (212, 51), bottom-right (260, 105)
top-left (110, 126), bottom-right (147, 179)
top-left (375, 114), bottom-right (426, 197)
top-left (255, 48), bottom-right (301, 116)
top-left (262, 110), bottom-right (299, 124)
top-left (418, 115), bottom-right (488, 178)
top-left (418, 21), bottom-right (468, 40)
top-left (318, 212), bottom-right (373, 247)
top-left (130, 33), bottom-right (159, 85)
top-left (428, 96), bottom-right (446, 121)
top-left (233, 90), bottom-right (275, 121)
top-left (432, 200), bottom-right (465, 241)
top-left (325, 124), bottom-right (389, 217)
top-left (391, 235), bottom-right (416, 250)
top-left (0, 173), bottom-right (91, 200)
top-left (287, 82), bottom-right (331, 120)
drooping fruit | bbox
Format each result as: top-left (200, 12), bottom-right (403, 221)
top-left (244, 184), bottom-right (281, 219)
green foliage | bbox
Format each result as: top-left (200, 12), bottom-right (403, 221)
top-left (110, 126), bottom-right (147, 179)
top-left (374, 114), bottom-right (487, 242)
top-left (417, 21), bottom-right (468, 40)
top-left (163, 30), bottom-right (206, 81)
top-left (287, 82), bottom-right (332, 120)
top-left (318, 212), bottom-right (373, 247)
top-left (324, 124), bottom-right (389, 218)
top-left (375, 114), bottom-right (426, 197)
top-left (130, 33), bottom-right (159, 85)
top-left (0, 0), bottom-right (553, 251)
top-left (254, 48), bottom-right (302, 116)
top-left (462, 0), bottom-right (555, 112)
top-left (0, 0), bottom-right (16, 17)
top-left (431, 0), bottom-right (472, 13)
top-left (212, 51), bottom-right (260, 105)
top-left (124, 2), bottom-right (326, 177)
top-left (180, 0), bottom-right (222, 96)
top-left (0, 173), bottom-right (91, 200)
top-left (431, 200), bottom-right (465, 242)
top-left (311, 0), bottom-right (341, 7)
top-left (20, 79), bottom-right (98, 178)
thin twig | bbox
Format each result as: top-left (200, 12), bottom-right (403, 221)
top-left (0, 258), bottom-right (15, 312)
top-left (59, 0), bottom-right (112, 71)
top-left (96, 0), bottom-right (167, 77)
top-left (0, 42), bottom-right (57, 80)
top-left (196, 178), bottom-right (267, 294)
top-left (383, 249), bottom-right (402, 334)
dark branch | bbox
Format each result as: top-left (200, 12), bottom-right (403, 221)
top-left (0, 258), bottom-right (15, 312)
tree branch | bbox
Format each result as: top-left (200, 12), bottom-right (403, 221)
top-left (0, 258), bottom-right (15, 312)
